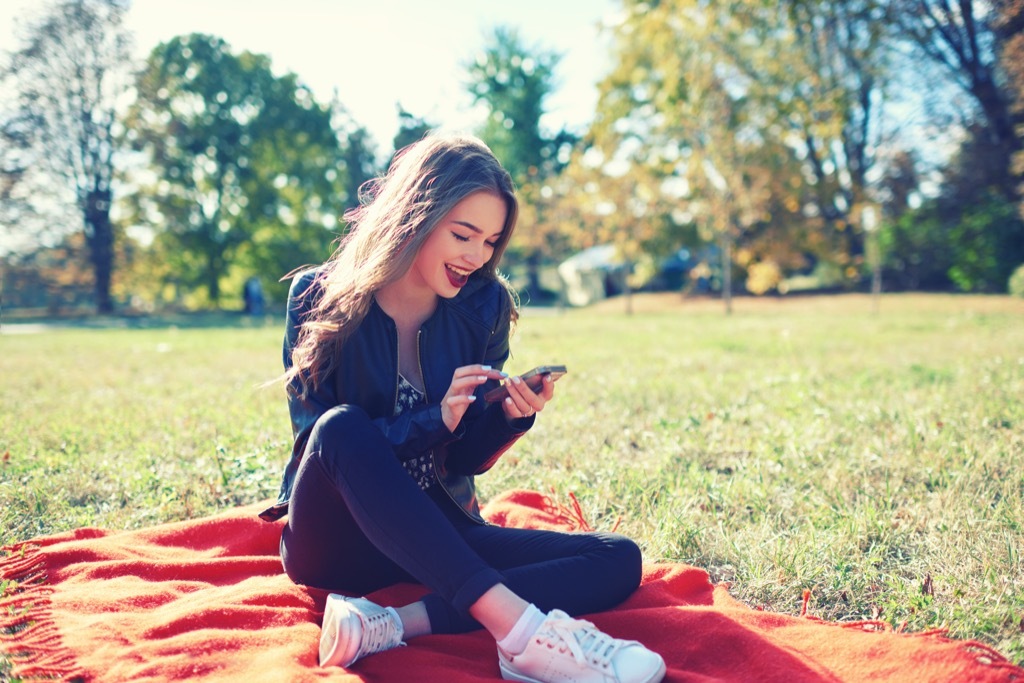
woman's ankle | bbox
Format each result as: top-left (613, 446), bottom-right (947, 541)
top-left (469, 584), bottom-right (531, 640)
top-left (394, 602), bottom-right (432, 639)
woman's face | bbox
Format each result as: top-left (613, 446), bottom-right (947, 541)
top-left (409, 190), bottom-right (507, 298)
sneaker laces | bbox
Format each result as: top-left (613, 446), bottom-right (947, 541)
top-left (544, 615), bottom-right (624, 670)
top-left (354, 606), bottom-right (403, 661)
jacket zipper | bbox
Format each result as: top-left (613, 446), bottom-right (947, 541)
top-left (419, 328), bottom-right (483, 523)
top-left (415, 329), bottom-right (426, 402)
top-left (391, 325), bottom-right (400, 413)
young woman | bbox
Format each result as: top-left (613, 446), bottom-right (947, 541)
top-left (259, 134), bottom-right (665, 683)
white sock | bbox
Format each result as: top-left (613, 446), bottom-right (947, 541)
top-left (497, 603), bottom-right (547, 655)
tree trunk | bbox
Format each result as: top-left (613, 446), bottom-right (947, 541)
top-left (85, 188), bottom-right (114, 314)
top-left (722, 228), bottom-right (733, 316)
top-left (205, 242), bottom-right (226, 307)
top-left (208, 257), bottom-right (222, 307)
top-left (971, 74), bottom-right (1021, 159)
top-left (527, 251), bottom-right (542, 299)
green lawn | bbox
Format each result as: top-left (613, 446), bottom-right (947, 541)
top-left (2, 294), bottom-right (1022, 666)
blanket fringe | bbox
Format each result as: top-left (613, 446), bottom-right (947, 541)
top-left (545, 488), bottom-right (623, 532)
top-left (956, 639), bottom-right (1024, 675)
top-left (803, 598), bottom-right (1023, 677)
top-left (797, 586), bottom-right (1023, 677)
top-left (0, 545), bottom-right (86, 682)
top-left (0, 552), bottom-right (47, 596)
top-left (537, 488), bottom-right (593, 531)
top-left (1, 585), bottom-right (55, 612)
top-left (800, 589), bottom-right (811, 617)
top-left (566, 492), bottom-right (595, 532)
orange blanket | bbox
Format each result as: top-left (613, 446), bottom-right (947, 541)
top-left (2, 490), bottom-right (1020, 682)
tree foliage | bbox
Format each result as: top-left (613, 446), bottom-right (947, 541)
top-left (8, 1), bottom-right (1024, 313)
top-left (391, 105), bottom-right (436, 157)
top-left (0, 107), bottom-right (38, 255)
top-left (592, 0), bottom-right (898, 303)
top-left (330, 99), bottom-right (380, 214)
top-left (123, 34), bottom-right (348, 306)
top-left (1, 0), bottom-right (132, 312)
top-left (993, 0), bottom-right (1024, 208)
top-left (465, 26), bottom-right (579, 300)
top-left (892, 0), bottom-right (1021, 186)
top-left (466, 26), bottom-right (576, 188)
top-left (870, 0), bottom-right (1024, 292)
top-left (881, 123), bottom-right (1024, 292)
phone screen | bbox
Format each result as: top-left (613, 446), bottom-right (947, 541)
top-left (482, 364), bottom-right (567, 402)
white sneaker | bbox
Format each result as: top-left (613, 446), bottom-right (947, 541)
top-left (498, 609), bottom-right (666, 683)
top-left (318, 594), bottom-right (405, 668)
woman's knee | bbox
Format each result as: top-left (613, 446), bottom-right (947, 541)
top-left (598, 533), bottom-right (643, 598)
top-left (309, 404), bottom-right (371, 446)
top-left (306, 405), bottom-right (379, 474)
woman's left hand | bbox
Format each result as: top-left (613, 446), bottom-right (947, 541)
top-left (500, 373), bottom-right (555, 421)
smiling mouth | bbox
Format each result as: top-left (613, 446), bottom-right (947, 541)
top-left (445, 264), bottom-right (471, 288)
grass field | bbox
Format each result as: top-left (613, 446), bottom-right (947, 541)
top-left (2, 293), bottom-right (1023, 669)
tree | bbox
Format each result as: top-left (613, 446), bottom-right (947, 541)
top-left (779, 0), bottom-right (896, 263)
top-left (0, 109), bottom-right (39, 255)
top-left (330, 98), bottom-right (380, 214)
top-left (868, 1), bottom-right (1024, 293)
top-left (465, 26), bottom-right (575, 187)
top-left (1, 0), bottom-right (132, 313)
top-left (123, 34), bottom-right (347, 306)
top-left (465, 27), bottom-right (579, 300)
top-left (592, 0), bottom-right (897, 306)
top-left (993, 0), bottom-right (1024, 209)
top-left (892, 0), bottom-right (1022, 197)
top-left (391, 105), bottom-right (435, 156)
top-left (551, 149), bottom-right (699, 311)
top-left (881, 121), bottom-right (1024, 292)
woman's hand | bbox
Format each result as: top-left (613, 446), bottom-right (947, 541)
top-left (441, 365), bottom-right (507, 433)
top-left (500, 372), bottom-right (556, 422)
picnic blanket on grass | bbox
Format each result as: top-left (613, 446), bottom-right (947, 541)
top-left (2, 489), bottom-right (1020, 682)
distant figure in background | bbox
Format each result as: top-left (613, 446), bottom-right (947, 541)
top-left (243, 276), bottom-right (265, 316)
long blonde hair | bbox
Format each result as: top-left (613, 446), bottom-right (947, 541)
top-left (288, 133), bottom-right (520, 391)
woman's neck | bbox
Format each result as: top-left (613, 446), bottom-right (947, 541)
top-left (375, 278), bottom-right (438, 329)
top-left (375, 278), bottom-right (437, 392)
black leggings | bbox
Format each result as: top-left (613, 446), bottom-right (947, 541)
top-left (280, 405), bottom-right (642, 634)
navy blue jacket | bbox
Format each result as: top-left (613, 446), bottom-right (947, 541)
top-left (258, 268), bottom-right (531, 523)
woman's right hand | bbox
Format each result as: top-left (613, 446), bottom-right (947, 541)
top-left (441, 364), bottom-right (506, 433)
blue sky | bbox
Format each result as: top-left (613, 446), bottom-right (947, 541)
top-left (2, 0), bottom-right (620, 150)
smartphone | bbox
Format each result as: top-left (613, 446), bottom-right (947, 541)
top-left (482, 365), bottom-right (567, 403)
